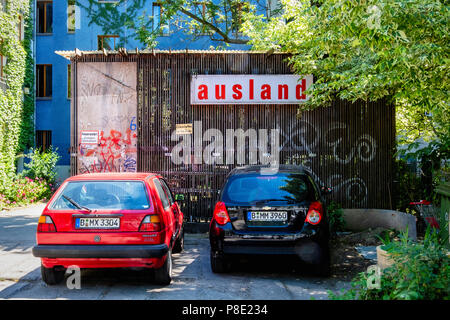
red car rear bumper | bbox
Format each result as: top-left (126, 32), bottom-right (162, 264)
top-left (33, 244), bottom-right (168, 269)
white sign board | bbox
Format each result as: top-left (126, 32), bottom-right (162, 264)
top-left (80, 130), bottom-right (99, 145)
top-left (190, 74), bottom-right (313, 105)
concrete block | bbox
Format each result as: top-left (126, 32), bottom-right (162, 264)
top-left (343, 209), bottom-right (417, 240)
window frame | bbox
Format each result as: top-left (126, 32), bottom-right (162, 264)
top-left (152, 2), bottom-right (170, 36)
top-left (0, 54), bottom-right (6, 80)
top-left (36, 64), bottom-right (52, 99)
top-left (153, 178), bottom-right (170, 210)
top-left (37, 0), bottom-right (53, 34)
top-left (97, 34), bottom-right (119, 50)
top-left (67, 0), bottom-right (76, 33)
top-left (159, 179), bottom-right (175, 206)
top-left (35, 130), bottom-right (52, 152)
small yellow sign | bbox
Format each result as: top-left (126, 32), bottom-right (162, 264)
top-left (175, 123), bottom-right (193, 135)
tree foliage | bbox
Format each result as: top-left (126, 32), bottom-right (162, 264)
top-left (77, 0), bottom-right (264, 48)
top-left (242, 0), bottom-right (449, 145)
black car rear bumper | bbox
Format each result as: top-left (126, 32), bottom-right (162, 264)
top-left (32, 244), bottom-right (169, 259)
top-left (222, 237), bottom-right (325, 264)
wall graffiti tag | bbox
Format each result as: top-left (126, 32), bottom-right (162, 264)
top-left (76, 62), bottom-right (137, 174)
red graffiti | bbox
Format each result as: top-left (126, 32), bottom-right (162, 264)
top-left (83, 129), bottom-right (136, 173)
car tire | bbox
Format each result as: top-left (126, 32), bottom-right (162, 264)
top-left (41, 265), bottom-right (66, 285)
top-left (172, 229), bottom-right (184, 254)
top-left (154, 249), bottom-right (172, 285)
top-left (210, 250), bottom-right (229, 273)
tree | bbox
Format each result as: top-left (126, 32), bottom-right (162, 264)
top-left (77, 0), bottom-right (265, 48)
top-left (242, 0), bottom-right (449, 146)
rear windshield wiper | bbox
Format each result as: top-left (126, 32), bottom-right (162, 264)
top-left (62, 195), bottom-right (91, 212)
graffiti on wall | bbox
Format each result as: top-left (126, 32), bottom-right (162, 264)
top-left (281, 119), bottom-right (377, 207)
top-left (77, 62), bottom-right (137, 173)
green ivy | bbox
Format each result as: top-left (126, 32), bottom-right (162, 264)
top-left (0, 0), bottom-right (33, 194)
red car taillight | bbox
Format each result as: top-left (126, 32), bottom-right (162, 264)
top-left (139, 215), bottom-right (161, 232)
top-left (305, 201), bottom-right (323, 225)
top-left (213, 201), bottom-right (230, 225)
top-left (37, 215), bottom-right (56, 232)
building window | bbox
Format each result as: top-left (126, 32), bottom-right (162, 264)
top-left (36, 64), bottom-right (52, 98)
top-left (193, 1), bottom-right (213, 36)
top-left (0, 54), bottom-right (6, 80)
top-left (97, 35), bottom-right (119, 50)
top-left (152, 2), bottom-right (170, 36)
top-left (18, 15), bottom-right (24, 41)
top-left (36, 130), bottom-right (52, 152)
top-left (67, 64), bottom-right (71, 99)
top-left (37, 1), bottom-right (53, 34)
top-left (1, 0), bottom-right (7, 12)
top-left (67, 0), bottom-right (76, 33)
top-left (231, 1), bottom-right (248, 37)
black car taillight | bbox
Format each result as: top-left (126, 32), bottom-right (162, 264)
top-left (305, 201), bottom-right (323, 225)
top-left (213, 201), bottom-right (230, 225)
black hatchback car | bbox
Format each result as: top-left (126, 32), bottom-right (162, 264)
top-left (209, 165), bottom-right (331, 276)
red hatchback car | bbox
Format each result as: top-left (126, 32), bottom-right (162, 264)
top-left (32, 173), bottom-right (184, 285)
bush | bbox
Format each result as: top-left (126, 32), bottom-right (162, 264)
top-left (0, 177), bottom-right (54, 209)
top-left (0, 147), bottom-right (60, 210)
top-left (22, 147), bottom-right (60, 184)
top-left (327, 201), bottom-right (346, 235)
top-left (392, 159), bottom-right (427, 212)
top-left (329, 229), bottom-right (450, 300)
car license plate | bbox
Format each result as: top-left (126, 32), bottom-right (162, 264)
top-left (75, 218), bottom-right (120, 229)
top-left (247, 211), bottom-right (287, 222)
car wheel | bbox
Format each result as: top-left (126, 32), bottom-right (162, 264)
top-left (210, 250), bottom-right (229, 273)
top-left (154, 249), bottom-right (172, 285)
top-left (173, 229), bottom-right (184, 253)
top-left (41, 265), bottom-right (66, 285)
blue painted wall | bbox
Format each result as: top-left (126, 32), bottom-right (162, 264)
top-left (36, 0), bottom-right (257, 165)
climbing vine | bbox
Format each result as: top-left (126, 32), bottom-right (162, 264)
top-left (0, 0), bottom-right (33, 193)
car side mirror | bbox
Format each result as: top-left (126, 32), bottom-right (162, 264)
top-left (174, 194), bottom-right (185, 202)
top-left (321, 186), bottom-right (333, 196)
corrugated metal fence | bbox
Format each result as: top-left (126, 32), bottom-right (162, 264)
top-left (71, 52), bottom-right (395, 221)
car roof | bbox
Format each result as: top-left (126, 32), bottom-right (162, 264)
top-left (66, 172), bottom-right (157, 181)
top-left (228, 164), bottom-right (311, 176)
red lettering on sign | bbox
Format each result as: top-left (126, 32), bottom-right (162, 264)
top-left (261, 84), bottom-right (271, 100)
top-left (215, 84), bottom-right (225, 99)
top-left (249, 79), bottom-right (254, 100)
top-left (296, 79), bottom-right (306, 100)
top-left (278, 84), bottom-right (288, 99)
top-left (232, 84), bottom-right (243, 99)
top-left (198, 84), bottom-right (208, 100)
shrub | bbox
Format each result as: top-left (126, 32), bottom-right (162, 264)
top-left (0, 147), bottom-right (60, 210)
top-left (22, 147), bottom-right (60, 184)
top-left (0, 176), bottom-right (54, 209)
top-left (329, 229), bottom-right (450, 300)
top-left (327, 201), bottom-right (346, 235)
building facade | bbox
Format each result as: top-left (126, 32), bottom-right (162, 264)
top-left (35, 0), bottom-right (271, 181)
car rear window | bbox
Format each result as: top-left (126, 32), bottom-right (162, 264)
top-left (50, 181), bottom-right (151, 210)
top-left (222, 173), bottom-right (317, 204)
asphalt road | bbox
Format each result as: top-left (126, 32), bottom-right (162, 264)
top-left (0, 204), bottom-right (351, 300)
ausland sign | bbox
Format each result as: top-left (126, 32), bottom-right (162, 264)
top-left (190, 74), bottom-right (313, 105)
